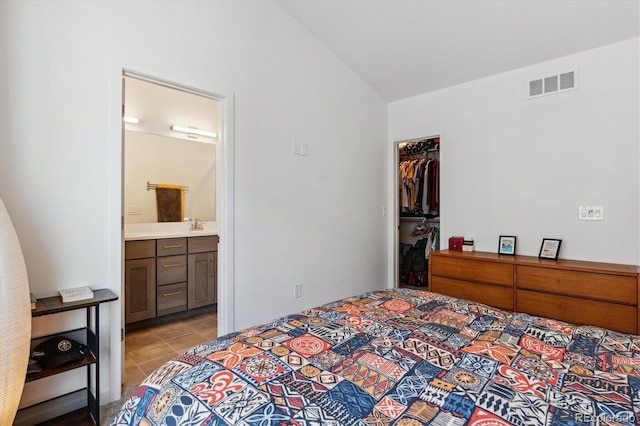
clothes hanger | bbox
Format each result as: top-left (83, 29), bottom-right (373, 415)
top-left (409, 218), bottom-right (427, 236)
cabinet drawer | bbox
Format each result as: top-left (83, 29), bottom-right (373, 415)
top-left (157, 282), bottom-right (187, 316)
top-left (431, 256), bottom-right (513, 286)
top-left (517, 289), bottom-right (637, 334)
top-left (188, 235), bottom-right (219, 253)
top-left (431, 276), bottom-right (514, 311)
top-left (157, 255), bottom-right (187, 285)
top-left (125, 240), bottom-right (155, 260)
top-left (517, 266), bottom-right (636, 305)
top-left (157, 238), bottom-right (187, 256)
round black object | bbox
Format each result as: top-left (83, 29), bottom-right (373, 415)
top-left (32, 335), bottom-right (87, 369)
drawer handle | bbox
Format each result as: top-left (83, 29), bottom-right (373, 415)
top-left (162, 263), bottom-right (184, 268)
top-left (162, 244), bottom-right (184, 249)
top-left (162, 290), bottom-right (184, 297)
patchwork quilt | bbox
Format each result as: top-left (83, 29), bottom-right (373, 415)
top-left (111, 289), bottom-right (640, 425)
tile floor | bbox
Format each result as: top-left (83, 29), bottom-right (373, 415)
top-left (124, 311), bottom-right (218, 388)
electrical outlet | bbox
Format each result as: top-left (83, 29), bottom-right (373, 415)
top-left (593, 206), bottom-right (603, 220)
top-left (127, 206), bottom-right (141, 215)
top-left (294, 283), bottom-right (302, 299)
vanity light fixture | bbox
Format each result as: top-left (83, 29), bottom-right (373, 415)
top-left (123, 116), bottom-right (140, 124)
top-left (170, 125), bottom-right (217, 139)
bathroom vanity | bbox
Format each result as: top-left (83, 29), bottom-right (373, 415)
top-left (124, 223), bottom-right (218, 324)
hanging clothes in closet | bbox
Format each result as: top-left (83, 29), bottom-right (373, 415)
top-left (399, 150), bottom-right (439, 217)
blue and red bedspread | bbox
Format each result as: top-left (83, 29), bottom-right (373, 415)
top-left (111, 289), bottom-right (640, 425)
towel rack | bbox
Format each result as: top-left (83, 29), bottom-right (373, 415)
top-left (147, 181), bottom-right (189, 191)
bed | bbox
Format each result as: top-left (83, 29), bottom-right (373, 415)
top-left (110, 288), bottom-right (640, 425)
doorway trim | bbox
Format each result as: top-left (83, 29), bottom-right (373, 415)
top-left (109, 58), bottom-right (235, 401)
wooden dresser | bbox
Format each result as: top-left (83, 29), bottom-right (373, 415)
top-left (429, 250), bottom-right (640, 334)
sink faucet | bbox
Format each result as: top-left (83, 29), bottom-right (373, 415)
top-left (189, 218), bottom-right (204, 231)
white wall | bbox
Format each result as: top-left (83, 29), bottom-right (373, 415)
top-left (390, 39), bottom-right (639, 265)
top-left (0, 0), bottom-right (387, 415)
top-left (124, 131), bottom-right (216, 223)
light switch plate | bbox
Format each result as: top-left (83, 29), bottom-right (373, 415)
top-left (578, 206), bottom-right (604, 221)
top-left (294, 283), bottom-right (302, 298)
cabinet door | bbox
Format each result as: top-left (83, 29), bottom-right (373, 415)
top-left (188, 251), bottom-right (216, 308)
top-left (125, 258), bottom-right (156, 323)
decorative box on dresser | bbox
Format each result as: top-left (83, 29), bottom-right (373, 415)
top-left (429, 250), bottom-right (640, 335)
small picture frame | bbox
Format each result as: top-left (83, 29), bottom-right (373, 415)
top-left (539, 238), bottom-right (562, 260)
top-left (498, 236), bottom-right (516, 255)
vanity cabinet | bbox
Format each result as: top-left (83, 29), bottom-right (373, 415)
top-left (125, 235), bottom-right (218, 324)
top-left (125, 240), bottom-right (156, 323)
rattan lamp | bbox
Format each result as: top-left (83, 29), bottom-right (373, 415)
top-left (0, 197), bottom-right (31, 423)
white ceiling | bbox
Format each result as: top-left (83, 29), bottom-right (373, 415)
top-left (279, 0), bottom-right (640, 101)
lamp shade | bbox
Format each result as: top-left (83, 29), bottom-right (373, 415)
top-left (0, 197), bottom-right (31, 423)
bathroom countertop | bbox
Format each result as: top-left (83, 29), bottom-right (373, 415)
top-left (124, 222), bottom-right (218, 241)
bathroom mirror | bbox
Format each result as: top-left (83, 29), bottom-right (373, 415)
top-left (123, 76), bottom-right (219, 223)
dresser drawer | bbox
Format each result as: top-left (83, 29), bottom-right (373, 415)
top-left (157, 238), bottom-right (187, 256)
top-left (157, 255), bottom-right (187, 285)
top-left (431, 256), bottom-right (513, 286)
top-left (188, 236), bottom-right (219, 253)
top-left (517, 289), bottom-right (636, 334)
top-left (125, 240), bottom-right (155, 260)
top-left (431, 276), bottom-right (514, 311)
top-left (517, 266), bottom-right (636, 305)
top-left (157, 282), bottom-right (187, 316)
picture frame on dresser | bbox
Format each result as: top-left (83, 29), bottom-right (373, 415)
top-left (498, 235), bottom-right (516, 255)
top-left (539, 238), bottom-right (562, 260)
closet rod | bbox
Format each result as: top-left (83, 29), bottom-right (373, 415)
top-left (147, 181), bottom-right (189, 191)
top-left (400, 217), bottom-right (440, 222)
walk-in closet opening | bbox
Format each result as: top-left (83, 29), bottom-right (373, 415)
top-left (396, 136), bottom-right (440, 290)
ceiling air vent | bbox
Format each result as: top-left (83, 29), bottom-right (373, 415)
top-left (528, 70), bottom-right (577, 99)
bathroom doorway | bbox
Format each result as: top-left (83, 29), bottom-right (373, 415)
top-left (119, 69), bottom-right (235, 392)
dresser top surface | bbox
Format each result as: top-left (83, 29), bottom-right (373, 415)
top-left (433, 250), bottom-right (639, 275)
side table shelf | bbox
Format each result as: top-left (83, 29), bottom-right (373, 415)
top-left (23, 288), bottom-right (118, 424)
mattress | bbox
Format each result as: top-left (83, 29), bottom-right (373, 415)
top-left (110, 289), bottom-right (640, 425)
